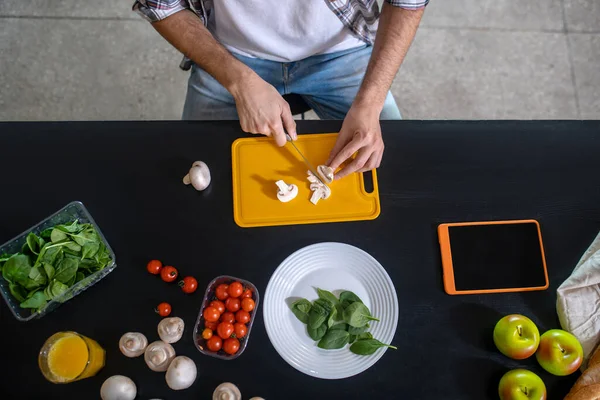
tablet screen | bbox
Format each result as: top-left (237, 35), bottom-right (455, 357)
top-left (448, 222), bottom-right (547, 291)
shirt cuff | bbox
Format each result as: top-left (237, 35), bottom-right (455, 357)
top-left (132, 0), bottom-right (190, 23)
top-left (386, 0), bottom-right (429, 10)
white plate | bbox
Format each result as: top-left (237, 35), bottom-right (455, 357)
top-left (263, 242), bottom-right (398, 379)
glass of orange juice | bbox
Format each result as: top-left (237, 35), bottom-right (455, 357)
top-left (39, 331), bottom-right (105, 383)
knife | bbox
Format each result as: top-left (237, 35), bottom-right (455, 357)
top-left (285, 134), bottom-right (328, 187)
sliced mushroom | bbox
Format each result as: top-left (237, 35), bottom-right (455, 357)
top-left (307, 170), bottom-right (331, 205)
top-left (213, 382), bottom-right (242, 400)
top-left (183, 161), bottom-right (211, 191)
top-left (317, 165), bottom-right (334, 184)
top-left (275, 180), bottom-right (298, 203)
top-left (119, 332), bottom-right (148, 358)
top-left (158, 317), bottom-right (185, 344)
top-left (144, 341), bottom-right (176, 372)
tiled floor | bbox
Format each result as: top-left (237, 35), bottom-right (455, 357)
top-left (0, 0), bottom-right (598, 121)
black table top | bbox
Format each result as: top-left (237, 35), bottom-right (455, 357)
top-left (0, 120), bottom-right (599, 400)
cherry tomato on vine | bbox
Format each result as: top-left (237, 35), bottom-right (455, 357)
top-left (225, 297), bottom-right (241, 312)
top-left (236, 310), bottom-right (250, 324)
top-left (223, 338), bottom-right (240, 355)
top-left (203, 306), bottom-right (220, 322)
top-left (220, 312), bottom-right (235, 324)
top-left (179, 276), bottom-right (198, 294)
top-left (241, 297), bottom-right (255, 312)
top-left (202, 328), bottom-right (213, 340)
top-left (160, 266), bottom-right (178, 283)
top-left (234, 323), bottom-right (247, 338)
top-left (146, 259), bottom-right (163, 275)
top-left (215, 284), bottom-right (229, 301)
top-left (217, 322), bottom-right (234, 339)
top-left (209, 300), bottom-right (225, 314)
top-left (228, 281), bottom-right (244, 298)
top-left (156, 302), bottom-right (171, 317)
top-left (206, 336), bottom-right (222, 352)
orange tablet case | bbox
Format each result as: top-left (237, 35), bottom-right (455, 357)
top-left (438, 219), bottom-right (549, 295)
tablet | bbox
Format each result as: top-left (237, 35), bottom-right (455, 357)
top-left (438, 220), bottom-right (549, 295)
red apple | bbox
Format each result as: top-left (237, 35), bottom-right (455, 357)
top-left (493, 314), bottom-right (540, 359)
top-left (535, 329), bottom-right (583, 376)
top-left (498, 369), bottom-right (546, 400)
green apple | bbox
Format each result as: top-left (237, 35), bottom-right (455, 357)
top-left (493, 314), bottom-right (540, 359)
top-left (498, 369), bottom-right (546, 400)
top-left (535, 329), bottom-right (583, 376)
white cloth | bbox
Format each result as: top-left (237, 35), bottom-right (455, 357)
top-left (208, 0), bottom-right (366, 62)
top-left (557, 231), bottom-right (600, 368)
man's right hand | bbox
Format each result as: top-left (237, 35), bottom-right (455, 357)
top-left (230, 74), bottom-right (296, 147)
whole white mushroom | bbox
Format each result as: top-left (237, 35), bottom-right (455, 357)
top-left (165, 356), bottom-right (197, 390)
top-left (158, 317), bottom-right (184, 344)
top-left (183, 161), bottom-right (211, 191)
top-left (213, 382), bottom-right (242, 400)
top-left (100, 375), bottom-right (137, 400)
top-left (119, 332), bottom-right (148, 358)
top-left (144, 340), bottom-right (176, 372)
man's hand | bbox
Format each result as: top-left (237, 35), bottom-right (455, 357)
top-left (326, 104), bottom-right (384, 180)
top-left (230, 74), bottom-right (296, 147)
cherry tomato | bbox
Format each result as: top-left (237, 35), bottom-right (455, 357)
top-left (205, 320), bottom-right (218, 331)
top-left (202, 328), bottom-right (213, 340)
top-left (241, 288), bottom-right (253, 299)
top-left (203, 306), bottom-right (220, 322)
top-left (236, 310), bottom-right (250, 324)
top-left (160, 266), bottom-right (178, 283)
top-left (241, 297), bottom-right (255, 312)
top-left (228, 281), bottom-right (244, 298)
top-left (217, 322), bottom-right (234, 339)
top-left (209, 300), bottom-right (225, 315)
top-left (206, 336), bottom-right (222, 352)
top-left (215, 284), bottom-right (230, 301)
top-left (156, 302), bottom-right (171, 317)
top-left (225, 297), bottom-right (240, 312)
top-left (146, 259), bottom-right (163, 275)
top-left (179, 276), bottom-right (198, 294)
top-left (220, 312), bottom-right (235, 324)
top-left (223, 338), bottom-right (240, 355)
top-left (234, 323), bottom-right (247, 338)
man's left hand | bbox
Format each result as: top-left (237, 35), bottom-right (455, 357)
top-left (326, 104), bottom-right (384, 180)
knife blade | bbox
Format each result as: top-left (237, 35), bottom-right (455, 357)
top-left (285, 134), bottom-right (328, 187)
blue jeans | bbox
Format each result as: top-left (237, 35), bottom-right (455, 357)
top-left (182, 45), bottom-right (402, 120)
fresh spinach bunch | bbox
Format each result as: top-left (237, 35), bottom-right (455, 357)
top-left (0, 220), bottom-right (112, 313)
top-left (290, 288), bottom-right (396, 356)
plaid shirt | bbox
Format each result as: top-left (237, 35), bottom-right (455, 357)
top-left (133, 0), bottom-right (429, 46)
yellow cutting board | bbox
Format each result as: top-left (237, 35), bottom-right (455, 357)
top-left (231, 133), bottom-right (380, 228)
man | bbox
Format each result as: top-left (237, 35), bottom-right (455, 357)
top-left (134, 0), bottom-right (426, 179)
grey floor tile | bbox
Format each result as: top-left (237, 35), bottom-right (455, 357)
top-left (420, 0), bottom-right (564, 31)
top-left (391, 28), bottom-right (578, 119)
top-left (564, 0), bottom-right (600, 32)
top-left (0, 19), bottom-right (188, 121)
top-left (569, 33), bottom-right (600, 118)
top-left (0, 0), bottom-right (134, 19)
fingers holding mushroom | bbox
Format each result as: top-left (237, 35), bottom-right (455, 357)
top-left (317, 165), bottom-right (334, 184)
top-left (213, 382), bottom-right (242, 400)
top-left (183, 161), bottom-right (211, 191)
top-left (119, 332), bottom-right (148, 358)
top-left (158, 317), bottom-right (185, 344)
top-left (144, 341), bottom-right (176, 372)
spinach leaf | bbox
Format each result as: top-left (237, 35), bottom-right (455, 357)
top-left (307, 323), bottom-right (327, 341)
top-left (318, 330), bottom-right (350, 349)
top-left (348, 325), bottom-right (369, 335)
top-left (317, 288), bottom-right (339, 305)
top-left (8, 283), bottom-right (27, 303)
top-left (40, 228), bottom-right (53, 240)
top-left (290, 299), bottom-right (312, 324)
top-left (2, 254), bottom-right (32, 285)
top-left (308, 299), bottom-right (332, 330)
top-left (54, 258), bottom-right (78, 284)
top-left (68, 228), bottom-right (98, 247)
top-left (45, 280), bottom-right (69, 300)
top-left (26, 233), bottom-right (45, 255)
top-left (19, 291), bottom-right (47, 309)
top-left (349, 339), bottom-right (397, 355)
top-left (74, 272), bottom-right (85, 284)
top-left (343, 302), bottom-right (379, 327)
top-left (28, 265), bottom-right (47, 286)
top-left (330, 323), bottom-right (348, 331)
top-left (349, 335), bottom-right (357, 344)
top-left (81, 241), bottom-right (99, 259)
top-left (50, 229), bottom-right (68, 243)
top-left (358, 332), bottom-right (374, 341)
top-left (339, 291), bottom-right (363, 304)
top-left (63, 241), bottom-right (82, 253)
top-left (327, 304), bottom-right (338, 328)
top-left (55, 220), bottom-right (81, 233)
top-left (43, 263), bottom-right (55, 280)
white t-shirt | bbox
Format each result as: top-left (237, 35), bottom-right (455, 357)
top-left (208, 0), bottom-right (366, 62)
